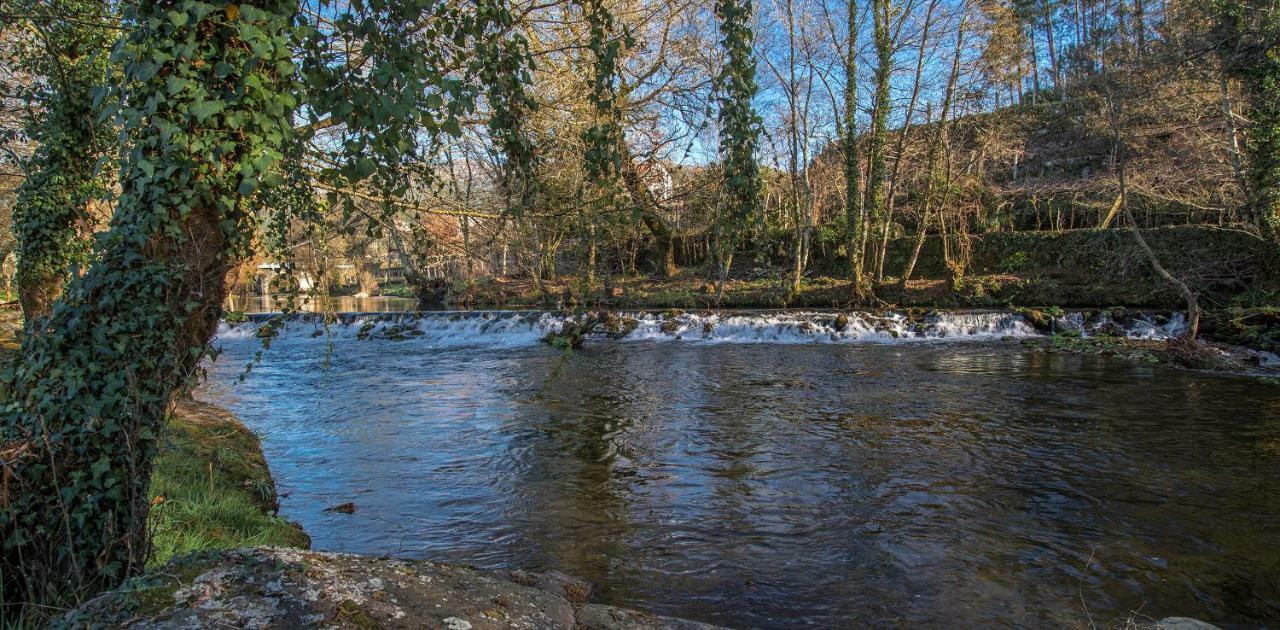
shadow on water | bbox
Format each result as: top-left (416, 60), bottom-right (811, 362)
top-left (201, 332), bottom-right (1280, 628)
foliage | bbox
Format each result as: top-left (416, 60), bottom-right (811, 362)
top-left (1, 0), bottom-right (303, 610)
top-left (863, 0), bottom-right (892, 272)
top-left (477, 0), bottom-right (540, 214)
top-left (1000, 250), bottom-right (1030, 272)
top-left (9, 0), bottom-right (116, 324)
top-left (711, 0), bottom-right (763, 272)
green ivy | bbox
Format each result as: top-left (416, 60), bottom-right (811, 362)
top-left (1, 0), bottom-right (543, 614)
top-left (577, 0), bottom-right (628, 193)
top-left (477, 0), bottom-right (540, 215)
top-left (10, 0), bottom-right (117, 326)
top-left (1, 0), bottom-right (302, 610)
top-left (712, 0), bottom-right (763, 274)
top-left (864, 0), bottom-right (893, 267)
top-left (843, 0), bottom-right (864, 293)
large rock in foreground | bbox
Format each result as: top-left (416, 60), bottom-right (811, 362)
top-left (60, 547), bottom-right (724, 629)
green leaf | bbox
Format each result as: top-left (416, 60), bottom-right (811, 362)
top-left (189, 100), bottom-right (225, 122)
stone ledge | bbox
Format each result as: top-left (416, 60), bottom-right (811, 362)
top-left (59, 547), bottom-right (727, 629)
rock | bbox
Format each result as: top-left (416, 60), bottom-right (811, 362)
top-left (61, 548), bottom-right (729, 629)
top-left (1156, 617), bottom-right (1220, 630)
top-left (1015, 307), bottom-right (1053, 333)
top-left (659, 320), bottom-right (679, 334)
top-left (324, 502), bottom-right (356, 514)
top-left (833, 313), bottom-right (850, 332)
top-left (575, 604), bottom-right (724, 630)
top-left (1094, 322), bottom-right (1125, 337)
top-left (600, 311), bottom-right (622, 334)
top-left (495, 569), bottom-right (592, 604)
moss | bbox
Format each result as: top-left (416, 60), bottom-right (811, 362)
top-left (1015, 307), bottom-right (1053, 332)
top-left (116, 553), bottom-right (222, 617)
top-left (334, 599), bottom-right (382, 629)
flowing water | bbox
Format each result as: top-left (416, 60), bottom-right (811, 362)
top-left (202, 311), bottom-right (1280, 628)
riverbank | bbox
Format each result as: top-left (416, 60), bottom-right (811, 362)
top-left (148, 400), bottom-right (310, 565)
top-left (0, 310), bottom-right (309, 569)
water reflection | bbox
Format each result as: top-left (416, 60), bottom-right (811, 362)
top-left (201, 339), bottom-right (1280, 628)
top-left (226, 294), bottom-right (418, 313)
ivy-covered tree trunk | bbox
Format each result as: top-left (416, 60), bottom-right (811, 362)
top-left (863, 0), bottom-right (892, 293)
top-left (11, 0), bottom-right (114, 329)
top-left (712, 0), bottom-right (763, 298)
top-left (1, 0), bottom-right (299, 610)
top-left (1239, 42), bottom-right (1280, 243)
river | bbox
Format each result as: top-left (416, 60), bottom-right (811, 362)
top-left (201, 310), bottom-right (1280, 627)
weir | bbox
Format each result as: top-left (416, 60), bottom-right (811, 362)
top-left (219, 309), bottom-right (1189, 347)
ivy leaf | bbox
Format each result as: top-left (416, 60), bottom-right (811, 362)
top-left (189, 100), bottom-right (225, 122)
top-left (167, 10), bottom-right (188, 27)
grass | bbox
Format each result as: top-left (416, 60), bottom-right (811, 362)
top-left (0, 309), bottom-right (308, 573)
top-left (146, 400), bottom-right (309, 566)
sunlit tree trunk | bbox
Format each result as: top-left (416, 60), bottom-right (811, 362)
top-left (845, 0), bottom-right (867, 299)
top-left (864, 0), bottom-right (893, 289)
top-left (902, 13), bottom-right (966, 288)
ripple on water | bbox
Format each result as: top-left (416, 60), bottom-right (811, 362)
top-left (200, 336), bottom-right (1280, 628)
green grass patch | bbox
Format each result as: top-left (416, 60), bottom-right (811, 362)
top-left (146, 401), bottom-right (309, 566)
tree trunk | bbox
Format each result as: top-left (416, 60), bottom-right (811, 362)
top-left (864, 0), bottom-right (893, 290)
top-left (877, 0), bottom-right (937, 283)
top-left (12, 24), bottom-right (110, 331)
top-left (1, 0), bottom-right (299, 608)
top-left (1112, 95), bottom-right (1200, 338)
top-left (1218, 71), bottom-right (1250, 202)
top-left (621, 145), bottom-right (680, 278)
top-left (1045, 0), bottom-right (1060, 93)
top-left (844, 0), bottom-right (865, 299)
top-left (902, 15), bottom-right (965, 288)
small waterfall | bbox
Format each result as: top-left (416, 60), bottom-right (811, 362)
top-left (216, 309), bottom-right (1192, 348)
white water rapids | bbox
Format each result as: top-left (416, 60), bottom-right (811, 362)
top-left (214, 309), bottom-right (1189, 348)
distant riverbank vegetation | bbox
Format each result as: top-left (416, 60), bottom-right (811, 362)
top-left (1, 0), bottom-right (1278, 623)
